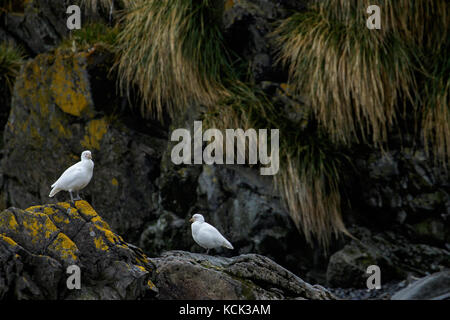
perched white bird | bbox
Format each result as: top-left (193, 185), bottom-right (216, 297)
top-left (49, 150), bottom-right (94, 202)
top-left (190, 213), bottom-right (234, 254)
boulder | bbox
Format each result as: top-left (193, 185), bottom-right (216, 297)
top-left (391, 271), bottom-right (450, 300)
top-left (0, 201), bottom-right (157, 299)
top-left (326, 226), bottom-right (450, 288)
top-left (149, 250), bottom-right (335, 300)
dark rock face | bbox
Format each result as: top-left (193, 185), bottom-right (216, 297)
top-left (0, 48), bottom-right (167, 244)
top-left (354, 149), bottom-right (450, 245)
top-left (326, 226), bottom-right (450, 288)
top-left (222, 0), bottom-right (306, 82)
top-left (391, 271), bottom-right (450, 300)
top-left (0, 201), bottom-right (157, 300)
top-left (149, 250), bottom-right (335, 300)
top-left (141, 164), bottom-right (313, 276)
top-left (0, 0), bottom-right (69, 55)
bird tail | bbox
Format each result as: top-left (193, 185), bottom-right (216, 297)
top-left (222, 239), bottom-right (234, 250)
top-left (49, 186), bottom-right (60, 197)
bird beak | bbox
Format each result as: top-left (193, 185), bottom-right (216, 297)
top-left (189, 218), bottom-right (194, 223)
top-left (87, 154), bottom-right (92, 159)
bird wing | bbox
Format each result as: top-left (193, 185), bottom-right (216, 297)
top-left (198, 223), bottom-right (230, 248)
top-left (51, 161), bottom-right (83, 188)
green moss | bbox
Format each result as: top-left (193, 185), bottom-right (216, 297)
top-left (60, 22), bottom-right (119, 52)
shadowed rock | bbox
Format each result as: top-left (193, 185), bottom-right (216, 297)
top-left (391, 271), bottom-right (450, 300)
top-left (149, 250), bottom-right (335, 300)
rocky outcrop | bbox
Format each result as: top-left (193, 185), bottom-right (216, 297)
top-left (391, 271), bottom-right (450, 300)
top-left (0, 0), bottom-right (69, 55)
top-left (353, 148), bottom-right (450, 246)
top-left (0, 201), bottom-right (157, 299)
top-left (0, 201), bottom-right (334, 300)
top-left (326, 226), bottom-right (450, 288)
top-left (149, 250), bottom-right (335, 300)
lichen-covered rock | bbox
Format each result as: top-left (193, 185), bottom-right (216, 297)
top-left (0, 201), bottom-right (157, 299)
top-left (149, 250), bottom-right (335, 300)
top-left (326, 226), bottom-right (450, 288)
top-left (0, 47), bottom-right (167, 243)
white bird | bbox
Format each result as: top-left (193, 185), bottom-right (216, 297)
top-left (190, 213), bottom-right (234, 255)
top-left (49, 150), bottom-right (94, 202)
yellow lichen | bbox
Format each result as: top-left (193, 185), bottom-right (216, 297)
top-left (80, 118), bottom-right (108, 150)
top-left (48, 233), bottom-right (78, 261)
top-left (50, 53), bottom-right (91, 117)
top-left (21, 213), bottom-right (59, 242)
top-left (225, 0), bottom-right (234, 11)
top-left (147, 280), bottom-right (155, 289)
top-left (135, 265), bottom-right (147, 273)
top-left (0, 211), bottom-right (19, 231)
top-left (94, 235), bottom-right (109, 251)
top-left (57, 202), bottom-right (71, 209)
top-left (111, 178), bottom-right (119, 186)
top-left (94, 224), bottom-right (119, 245)
top-left (75, 201), bottom-right (97, 218)
top-left (0, 233), bottom-right (18, 246)
top-left (43, 207), bottom-right (56, 215)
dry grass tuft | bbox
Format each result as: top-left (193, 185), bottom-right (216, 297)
top-left (115, 0), bottom-right (231, 120)
top-left (273, 2), bottom-right (417, 146)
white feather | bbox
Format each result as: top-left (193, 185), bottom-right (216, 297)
top-left (191, 214), bottom-right (234, 250)
top-left (49, 151), bottom-right (94, 197)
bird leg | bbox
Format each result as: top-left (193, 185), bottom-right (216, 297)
top-left (69, 191), bottom-right (74, 203)
top-left (206, 249), bottom-right (210, 255)
top-left (73, 191), bottom-right (81, 201)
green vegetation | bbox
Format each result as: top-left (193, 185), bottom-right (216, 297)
top-left (78, 0), bottom-right (114, 13)
top-left (61, 22), bottom-right (119, 51)
top-left (0, 41), bottom-right (25, 92)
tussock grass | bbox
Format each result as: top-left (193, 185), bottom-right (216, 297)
top-left (0, 41), bottom-right (25, 91)
top-left (115, 0), bottom-right (231, 120)
top-left (273, 4), bottom-right (417, 146)
top-left (268, 0), bottom-right (449, 245)
top-left (205, 83), bottom-right (350, 248)
top-left (422, 42), bottom-right (450, 167)
top-left (78, 0), bottom-right (114, 13)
